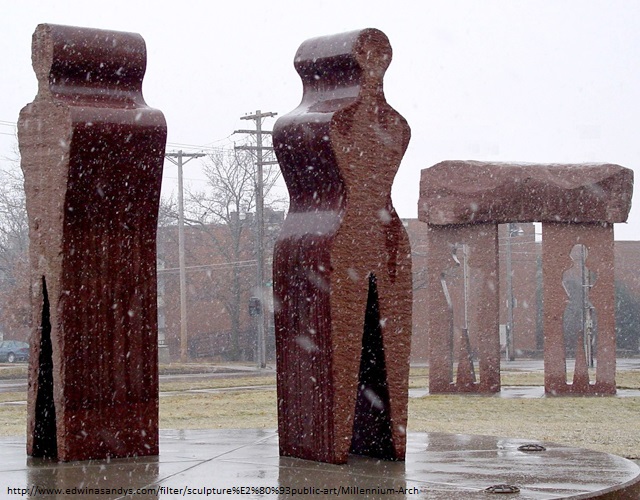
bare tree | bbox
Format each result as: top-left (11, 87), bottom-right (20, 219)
top-left (188, 146), bottom-right (284, 225)
top-left (0, 167), bottom-right (28, 264)
top-left (179, 144), bottom-right (284, 360)
top-left (0, 154), bottom-right (30, 341)
top-left (157, 194), bottom-right (178, 228)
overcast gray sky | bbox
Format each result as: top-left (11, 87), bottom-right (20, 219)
top-left (1, 0), bottom-right (638, 240)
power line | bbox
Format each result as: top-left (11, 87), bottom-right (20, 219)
top-left (203, 133), bottom-right (235, 146)
top-left (166, 132), bottom-right (237, 151)
top-left (0, 119), bottom-right (239, 152)
top-left (158, 260), bottom-right (257, 275)
top-left (162, 175), bottom-right (207, 183)
top-left (166, 142), bottom-right (219, 152)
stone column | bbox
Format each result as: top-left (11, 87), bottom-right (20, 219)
top-left (425, 223), bottom-right (500, 394)
top-left (542, 222), bottom-right (616, 395)
top-left (18, 24), bottom-right (167, 461)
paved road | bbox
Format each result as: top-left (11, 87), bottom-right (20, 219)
top-left (1, 358), bottom-right (639, 396)
top-left (0, 366), bottom-right (276, 394)
top-left (0, 379), bottom-right (28, 394)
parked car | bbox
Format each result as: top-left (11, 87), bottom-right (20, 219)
top-left (0, 340), bottom-right (29, 363)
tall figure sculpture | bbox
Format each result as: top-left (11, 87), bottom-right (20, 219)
top-left (272, 28), bottom-right (412, 464)
top-left (18, 24), bottom-right (166, 461)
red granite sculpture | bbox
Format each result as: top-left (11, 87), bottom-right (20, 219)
top-left (18, 24), bottom-right (166, 461)
top-left (272, 28), bottom-right (412, 464)
top-left (420, 161), bottom-right (632, 225)
top-left (424, 224), bottom-right (501, 393)
top-left (419, 160), bottom-right (633, 396)
top-left (542, 222), bottom-right (617, 395)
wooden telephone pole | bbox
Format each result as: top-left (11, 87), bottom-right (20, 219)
top-left (165, 150), bottom-right (205, 362)
top-left (235, 110), bottom-right (277, 369)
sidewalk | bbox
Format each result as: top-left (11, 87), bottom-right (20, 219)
top-left (1, 429), bottom-right (639, 499)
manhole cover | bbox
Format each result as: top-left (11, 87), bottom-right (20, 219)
top-left (485, 484), bottom-right (521, 494)
top-left (518, 443), bottom-right (547, 452)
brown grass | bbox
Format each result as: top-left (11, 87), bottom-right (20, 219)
top-left (161, 391), bottom-right (277, 430)
top-left (160, 375), bottom-right (275, 393)
top-left (0, 392), bottom-right (25, 404)
top-left (409, 395), bottom-right (640, 459)
top-left (0, 404), bottom-right (26, 436)
top-left (0, 365), bottom-right (28, 379)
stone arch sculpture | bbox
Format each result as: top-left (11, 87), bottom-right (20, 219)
top-left (272, 28), bottom-right (412, 464)
top-left (18, 24), bottom-right (166, 461)
top-left (419, 160), bottom-right (633, 396)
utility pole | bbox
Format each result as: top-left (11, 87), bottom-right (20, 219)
top-left (235, 110), bottom-right (277, 369)
top-left (165, 150), bottom-right (205, 363)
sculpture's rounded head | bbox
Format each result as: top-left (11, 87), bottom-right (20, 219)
top-left (31, 23), bottom-right (147, 105)
top-left (294, 28), bottom-right (392, 92)
top-left (351, 28), bottom-right (392, 81)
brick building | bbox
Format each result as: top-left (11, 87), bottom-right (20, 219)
top-left (616, 241), bottom-right (640, 297)
top-left (407, 220), bottom-right (639, 363)
top-left (2, 217), bottom-right (636, 362)
top-left (156, 217), bottom-right (638, 363)
top-left (157, 210), bottom-right (283, 362)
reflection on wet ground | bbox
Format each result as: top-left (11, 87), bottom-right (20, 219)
top-left (0, 429), bottom-right (638, 499)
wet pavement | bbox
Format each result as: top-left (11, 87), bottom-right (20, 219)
top-left (0, 429), bottom-right (638, 499)
top-left (1, 360), bottom-right (639, 498)
top-left (499, 358), bottom-right (640, 372)
top-left (408, 357), bottom-right (640, 373)
top-left (408, 386), bottom-right (640, 398)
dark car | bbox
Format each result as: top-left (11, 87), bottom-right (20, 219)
top-left (0, 340), bottom-right (29, 363)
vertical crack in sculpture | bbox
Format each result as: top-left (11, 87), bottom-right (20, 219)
top-left (19, 24), bottom-right (167, 461)
top-left (273, 28), bottom-right (412, 464)
top-left (351, 273), bottom-right (393, 458)
top-left (32, 277), bottom-right (56, 458)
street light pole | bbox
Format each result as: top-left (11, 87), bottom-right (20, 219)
top-left (505, 223), bottom-right (516, 362)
